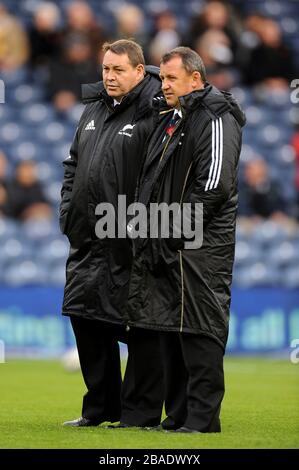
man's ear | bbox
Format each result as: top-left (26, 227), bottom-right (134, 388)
top-left (192, 71), bottom-right (202, 87)
top-left (136, 64), bottom-right (145, 76)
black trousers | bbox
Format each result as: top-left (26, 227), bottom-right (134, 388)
top-left (160, 332), bottom-right (225, 432)
top-left (70, 316), bottom-right (164, 426)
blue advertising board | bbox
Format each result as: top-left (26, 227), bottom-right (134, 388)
top-left (0, 287), bottom-right (298, 357)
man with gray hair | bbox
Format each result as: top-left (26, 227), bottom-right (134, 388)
top-left (127, 47), bottom-right (246, 432)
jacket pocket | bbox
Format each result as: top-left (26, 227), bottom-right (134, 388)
top-left (59, 204), bottom-right (72, 235)
top-left (59, 189), bottom-right (75, 235)
top-left (107, 240), bottom-right (131, 290)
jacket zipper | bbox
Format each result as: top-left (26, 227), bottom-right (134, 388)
top-left (155, 115), bottom-right (187, 332)
top-left (178, 161), bottom-right (193, 332)
top-left (85, 101), bottom-right (122, 237)
top-left (159, 134), bottom-right (172, 162)
top-left (159, 119), bottom-right (182, 163)
top-left (179, 162), bottom-right (193, 206)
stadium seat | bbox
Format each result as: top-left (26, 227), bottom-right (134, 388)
top-left (267, 241), bottom-right (299, 268)
top-left (0, 237), bottom-right (33, 264)
top-left (272, 145), bottom-right (295, 167)
top-left (38, 237), bottom-right (69, 265)
top-left (234, 261), bottom-right (280, 287)
top-left (256, 125), bottom-right (292, 148)
top-left (228, 87), bottom-right (252, 108)
top-left (283, 107), bottom-right (299, 127)
top-left (11, 141), bottom-right (41, 162)
top-left (22, 218), bottom-right (58, 241)
top-left (282, 266), bottom-right (299, 288)
top-left (65, 104), bottom-right (85, 126)
top-left (259, 0), bottom-right (294, 17)
top-left (20, 104), bottom-right (56, 126)
top-left (0, 104), bottom-right (14, 123)
top-left (2, 259), bottom-right (48, 286)
top-left (254, 87), bottom-right (292, 109)
top-left (1, 67), bottom-right (30, 88)
top-left (0, 122), bottom-right (28, 145)
top-left (279, 17), bottom-right (299, 36)
top-left (51, 142), bottom-right (72, 163)
top-left (37, 121), bottom-right (72, 144)
top-left (47, 262), bottom-right (67, 286)
top-left (234, 240), bottom-right (262, 267)
top-left (45, 181), bottom-right (63, 205)
top-left (35, 161), bottom-right (63, 183)
top-left (241, 128), bottom-right (259, 147)
top-left (243, 105), bottom-right (268, 128)
top-left (251, 221), bottom-right (289, 247)
top-left (11, 84), bottom-right (45, 105)
top-left (0, 218), bottom-right (20, 241)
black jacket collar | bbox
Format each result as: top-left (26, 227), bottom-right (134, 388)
top-left (81, 66), bottom-right (162, 121)
top-left (99, 75), bottom-right (151, 115)
top-left (154, 83), bottom-right (246, 127)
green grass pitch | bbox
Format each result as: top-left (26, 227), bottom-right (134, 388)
top-left (0, 358), bottom-right (298, 449)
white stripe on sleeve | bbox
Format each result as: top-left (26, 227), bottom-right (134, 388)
top-left (205, 119), bottom-right (216, 191)
top-left (214, 117), bottom-right (223, 189)
top-left (205, 117), bottom-right (223, 191)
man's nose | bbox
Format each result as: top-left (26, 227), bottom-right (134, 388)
top-left (162, 81), bottom-right (170, 91)
top-left (106, 70), bottom-right (116, 81)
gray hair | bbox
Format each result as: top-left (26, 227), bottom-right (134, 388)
top-left (161, 47), bottom-right (206, 83)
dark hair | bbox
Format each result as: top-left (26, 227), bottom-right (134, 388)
top-left (161, 46), bottom-right (206, 83)
top-left (102, 39), bottom-right (145, 67)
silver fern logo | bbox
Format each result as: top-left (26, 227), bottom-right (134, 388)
top-left (118, 124), bottom-right (136, 137)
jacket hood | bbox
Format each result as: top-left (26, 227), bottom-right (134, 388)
top-left (194, 84), bottom-right (246, 127)
top-left (81, 65), bottom-right (161, 107)
top-left (155, 83), bottom-right (246, 128)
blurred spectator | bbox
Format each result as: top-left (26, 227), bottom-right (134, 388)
top-left (6, 161), bottom-right (52, 221)
top-left (243, 18), bottom-right (295, 88)
top-left (48, 32), bottom-right (99, 112)
top-left (0, 3), bottom-right (29, 71)
top-left (29, 2), bottom-right (63, 68)
top-left (238, 158), bottom-right (286, 220)
top-left (114, 4), bottom-right (148, 54)
top-left (0, 150), bottom-right (9, 216)
top-left (242, 12), bottom-right (266, 39)
top-left (185, 1), bottom-right (240, 53)
top-left (64, 0), bottom-right (107, 63)
top-left (195, 29), bottom-right (238, 89)
top-left (235, 12), bottom-right (266, 72)
top-left (148, 10), bottom-right (181, 65)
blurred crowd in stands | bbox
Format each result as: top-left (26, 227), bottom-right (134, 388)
top-left (0, 0), bottom-right (299, 287)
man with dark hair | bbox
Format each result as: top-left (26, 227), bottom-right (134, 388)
top-left (161, 47), bottom-right (207, 80)
top-left (60, 39), bottom-right (163, 428)
top-left (102, 40), bottom-right (145, 68)
top-left (127, 47), bottom-right (246, 433)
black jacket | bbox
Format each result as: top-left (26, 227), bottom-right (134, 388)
top-left (126, 84), bottom-right (246, 349)
top-left (60, 67), bottom-right (161, 323)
